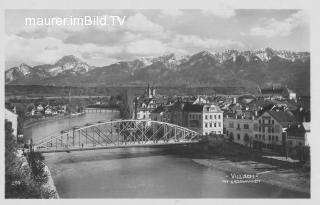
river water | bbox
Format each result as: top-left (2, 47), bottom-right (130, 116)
top-left (24, 112), bottom-right (308, 198)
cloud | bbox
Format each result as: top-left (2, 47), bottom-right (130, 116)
top-left (6, 34), bottom-right (122, 67)
top-left (171, 34), bottom-right (243, 51)
top-left (246, 10), bottom-right (308, 38)
top-left (126, 39), bottom-right (168, 56)
top-left (124, 13), bottom-right (163, 33)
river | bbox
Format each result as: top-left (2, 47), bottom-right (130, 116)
top-left (24, 112), bottom-right (308, 198)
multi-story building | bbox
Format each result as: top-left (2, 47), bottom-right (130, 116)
top-left (260, 86), bottom-right (297, 101)
top-left (184, 103), bottom-right (223, 135)
top-left (286, 123), bottom-right (309, 148)
top-left (252, 110), bottom-right (297, 150)
top-left (134, 84), bottom-right (158, 120)
top-left (150, 106), bottom-right (165, 122)
top-left (224, 114), bottom-right (255, 147)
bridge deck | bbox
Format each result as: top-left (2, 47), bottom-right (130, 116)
top-left (38, 141), bottom-right (199, 153)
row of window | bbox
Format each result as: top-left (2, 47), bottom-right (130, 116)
top-left (204, 114), bottom-right (221, 120)
top-left (190, 114), bottom-right (222, 120)
top-left (229, 122), bottom-right (249, 129)
top-left (259, 118), bottom-right (274, 125)
top-left (204, 131), bottom-right (222, 135)
top-left (204, 122), bottom-right (221, 128)
top-left (141, 104), bottom-right (156, 108)
top-left (189, 114), bottom-right (201, 120)
top-left (254, 134), bottom-right (279, 142)
top-left (257, 125), bottom-right (280, 133)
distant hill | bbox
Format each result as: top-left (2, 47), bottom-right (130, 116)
top-left (5, 48), bottom-right (310, 95)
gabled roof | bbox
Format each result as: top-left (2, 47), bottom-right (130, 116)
top-left (267, 110), bottom-right (297, 127)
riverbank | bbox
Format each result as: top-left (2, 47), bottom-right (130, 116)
top-left (24, 112), bottom-right (85, 128)
top-left (192, 157), bottom-right (310, 195)
top-left (166, 142), bottom-right (310, 196)
top-left (16, 151), bottom-right (59, 198)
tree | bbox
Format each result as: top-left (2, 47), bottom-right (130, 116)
top-left (5, 120), bottom-right (41, 198)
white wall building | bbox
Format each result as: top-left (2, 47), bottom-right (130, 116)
top-left (224, 114), bottom-right (255, 146)
top-left (5, 108), bottom-right (18, 138)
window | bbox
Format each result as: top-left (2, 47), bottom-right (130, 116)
top-left (237, 134), bottom-right (241, 140)
top-left (276, 136), bottom-right (278, 141)
top-left (210, 123), bottom-right (212, 128)
top-left (255, 134), bottom-right (258, 139)
top-left (205, 123), bottom-right (208, 128)
top-left (237, 124), bottom-right (240, 129)
top-left (268, 135), bottom-right (271, 141)
top-left (272, 120), bottom-right (274, 124)
top-left (218, 115), bottom-right (221, 119)
top-left (218, 122), bottom-right (221, 127)
top-left (272, 136), bottom-right (274, 141)
top-left (210, 115), bottom-right (212, 119)
top-left (214, 115), bottom-right (217, 119)
top-left (244, 124), bottom-right (249, 129)
top-left (205, 115), bottom-right (208, 120)
top-left (214, 123), bottom-right (217, 127)
top-left (229, 122), bottom-right (234, 128)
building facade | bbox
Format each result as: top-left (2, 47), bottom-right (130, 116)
top-left (134, 84), bottom-right (158, 120)
top-left (184, 103), bottom-right (223, 135)
top-left (252, 110), bottom-right (297, 151)
top-left (224, 114), bottom-right (255, 146)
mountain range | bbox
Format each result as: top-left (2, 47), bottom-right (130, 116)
top-left (5, 48), bottom-right (310, 95)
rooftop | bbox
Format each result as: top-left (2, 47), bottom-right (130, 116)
top-left (267, 110), bottom-right (297, 127)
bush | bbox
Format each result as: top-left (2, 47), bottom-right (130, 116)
top-left (5, 120), bottom-right (42, 198)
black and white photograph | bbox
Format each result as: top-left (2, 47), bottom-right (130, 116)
top-left (2, 0), bottom-right (318, 201)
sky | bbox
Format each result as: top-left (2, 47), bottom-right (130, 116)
top-left (5, 9), bottom-right (309, 68)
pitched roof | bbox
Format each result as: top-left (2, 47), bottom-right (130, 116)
top-left (267, 110), bottom-right (297, 127)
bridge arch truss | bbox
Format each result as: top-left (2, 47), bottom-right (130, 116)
top-left (34, 120), bottom-right (201, 152)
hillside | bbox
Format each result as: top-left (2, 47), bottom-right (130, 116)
top-left (5, 48), bottom-right (310, 95)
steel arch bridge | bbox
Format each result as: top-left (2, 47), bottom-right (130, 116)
top-left (33, 120), bottom-right (202, 153)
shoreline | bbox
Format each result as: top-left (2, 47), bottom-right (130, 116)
top-left (191, 157), bottom-right (310, 195)
top-left (23, 112), bottom-right (86, 128)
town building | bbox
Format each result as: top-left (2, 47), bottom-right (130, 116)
top-left (260, 86), bottom-right (297, 101)
top-left (133, 84), bottom-right (159, 120)
top-left (286, 123), bottom-right (308, 148)
top-left (252, 110), bottom-right (298, 151)
top-left (5, 108), bottom-right (18, 138)
top-left (150, 106), bottom-right (165, 122)
top-left (183, 103), bottom-right (223, 135)
top-left (224, 113), bottom-right (255, 147)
